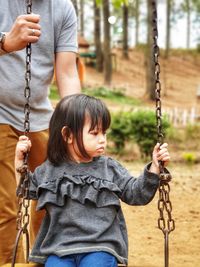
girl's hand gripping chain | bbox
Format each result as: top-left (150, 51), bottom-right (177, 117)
top-left (15, 135), bottom-right (32, 185)
top-left (149, 143), bottom-right (170, 175)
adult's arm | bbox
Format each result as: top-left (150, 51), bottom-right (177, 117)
top-left (55, 51), bottom-right (81, 97)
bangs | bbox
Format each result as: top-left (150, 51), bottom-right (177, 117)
top-left (86, 98), bottom-right (111, 132)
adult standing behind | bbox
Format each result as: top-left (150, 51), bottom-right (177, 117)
top-left (0, 0), bottom-right (81, 264)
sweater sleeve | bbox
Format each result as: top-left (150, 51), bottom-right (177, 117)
top-left (109, 158), bottom-right (160, 205)
top-left (16, 171), bottom-right (38, 200)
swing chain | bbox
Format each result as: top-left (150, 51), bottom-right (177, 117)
top-left (24, 0), bottom-right (32, 135)
top-left (152, 1), bottom-right (175, 266)
top-left (158, 183), bottom-right (175, 234)
top-left (12, 1), bottom-right (32, 265)
top-left (26, 0), bottom-right (32, 14)
top-left (16, 165), bottom-right (30, 231)
top-left (152, 0), bottom-right (175, 232)
top-left (16, 0), bottom-right (32, 232)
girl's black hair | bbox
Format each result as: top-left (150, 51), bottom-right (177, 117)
top-left (47, 94), bottom-right (111, 165)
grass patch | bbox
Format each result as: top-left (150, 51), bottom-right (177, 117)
top-left (49, 83), bottom-right (59, 100)
top-left (169, 47), bottom-right (200, 56)
top-left (49, 84), bottom-right (141, 106)
top-left (83, 87), bottom-right (141, 106)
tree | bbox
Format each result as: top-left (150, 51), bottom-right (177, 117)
top-left (80, 0), bottom-right (85, 37)
top-left (191, 0), bottom-right (200, 47)
top-left (185, 0), bottom-right (191, 49)
top-left (180, 0), bottom-right (191, 49)
top-left (145, 0), bottom-right (155, 100)
top-left (94, 0), bottom-right (104, 72)
top-left (122, 1), bottom-right (129, 59)
top-left (134, 0), bottom-right (140, 46)
top-left (102, 0), bottom-right (112, 85)
top-left (112, 0), bottom-right (129, 58)
top-left (165, 0), bottom-right (172, 58)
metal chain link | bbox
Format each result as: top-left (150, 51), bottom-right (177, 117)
top-left (12, 1), bottom-right (32, 266)
top-left (151, 1), bottom-right (175, 267)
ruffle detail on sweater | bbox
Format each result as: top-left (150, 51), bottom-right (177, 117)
top-left (36, 173), bottom-right (122, 210)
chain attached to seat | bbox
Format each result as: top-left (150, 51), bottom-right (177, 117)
top-left (12, 1), bottom-right (33, 266)
top-left (151, 1), bottom-right (175, 267)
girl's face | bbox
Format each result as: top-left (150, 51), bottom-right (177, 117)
top-left (65, 116), bottom-right (108, 163)
top-left (82, 117), bottom-right (107, 160)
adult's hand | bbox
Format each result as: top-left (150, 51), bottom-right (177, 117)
top-left (3, 14), bottom-right (41, 52)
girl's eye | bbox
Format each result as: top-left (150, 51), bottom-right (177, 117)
top-left (90, 131), bottom-right (98, 135)
top-left (89, 129), bottom-right (107, 135)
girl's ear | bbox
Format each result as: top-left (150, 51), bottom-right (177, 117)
top-left (61, 126), bottom-right (73, 144)
top-left (67, 133), bottom-right (73, 144)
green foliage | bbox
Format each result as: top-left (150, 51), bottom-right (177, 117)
top-left (165, 125), bottom-right (182, 143)
top-left (95, 0), bottom-right (102, 7)
top-left (49, 83), bottom-right (59, 100)
top-left (95, 0), bottom-right (129, 8)
top-left (197, 44), bottom-right (200, 53)
top-left (130, 110), bottom-right (170, 158)
top-left (170, 47), bottom-right (200, 57)
top-left (85, 86), bottom-right (124, 98)
top-left (109, 109), bottom-right (170, 157)
top-left (135, 43), bottom-right (147, 50)
top-left (49, 84), bottom-right (141, 106)
top-left (112, 0), bottom-right (128, 9)
top-left (182, 152), bottom-right (197, 164)
top-left (185, 123), bottom-right (200, 140)
top-left (108, 111), bottom-right (133, 153)
top-left (83, 87), bottom-right (141, 105)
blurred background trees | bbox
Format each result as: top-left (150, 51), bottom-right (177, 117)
top-left (71, 0), bottom-right (200, 99)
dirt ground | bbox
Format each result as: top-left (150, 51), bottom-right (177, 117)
top-left (122, 161), bottom-right (200, 267)
top-left (83, 49), bottom-right (200, 267)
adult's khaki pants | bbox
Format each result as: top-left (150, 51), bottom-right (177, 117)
top-left (0, 124), bottom-right (48, 265)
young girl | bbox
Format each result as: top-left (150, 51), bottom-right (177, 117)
top-left (15, 94), bottom-right (170, 267)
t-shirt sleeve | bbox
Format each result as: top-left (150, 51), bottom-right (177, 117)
top-left (108, 158), bottom-right (159, 205)
top-left (55, 0), bottom-right (78, 53)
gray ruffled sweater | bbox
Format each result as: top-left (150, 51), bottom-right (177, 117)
top-left (24, 156), bottom-right (159, 265)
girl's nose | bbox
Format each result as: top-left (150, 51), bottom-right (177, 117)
top-left (99, 134), bottom-right (106, 143)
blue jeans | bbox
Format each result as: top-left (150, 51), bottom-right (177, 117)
top-left (45, 251), bottom-right (118, 267)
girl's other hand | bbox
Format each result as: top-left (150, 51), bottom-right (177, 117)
top-left (150, 143), bottom-right (170, 174)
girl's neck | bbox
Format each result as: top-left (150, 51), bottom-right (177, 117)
top-left (67, 142), bottom-right (94, 164)
top-left (69, 157), bottom-right (94, 164)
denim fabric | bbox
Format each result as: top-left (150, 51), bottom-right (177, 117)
top-left (45, 252), bottom-right (117, 267)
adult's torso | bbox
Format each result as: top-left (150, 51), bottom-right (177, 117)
top-left (0, 0), bottom-right (75, 131)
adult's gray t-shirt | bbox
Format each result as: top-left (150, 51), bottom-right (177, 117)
top-left (0, 0), bottom-right (78, 132)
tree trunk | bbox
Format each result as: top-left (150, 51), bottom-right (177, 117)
top-left (122, 3), bottom-right (129, 59)
top-left (186, 0), bottom-right (191, 49)
top-left (165, 0), bottom-right (171, 58)
top-left (146, 0), bottom-right (155, 101)
top-left (102, 0), bottom-right (112, 85)
top-left (94, 0), bottom-right (103, 72)
top-left (135, 0), bottom-right (140, 46)
top-left (80, 0), bottom-right (84, 37)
